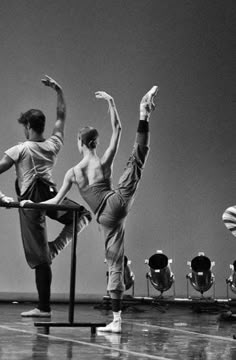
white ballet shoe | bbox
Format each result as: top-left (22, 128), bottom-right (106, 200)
top-left (21, 308), bottom-right (51, 317)
top-left (97, 319), bottom-right (121, 333)
top-left (140, 85), bottom-right (159, 116)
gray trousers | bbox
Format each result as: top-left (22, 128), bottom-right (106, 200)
top-left (98, 141), bottom-right (149, 292)
top-left (19, 197), bottom-right (91, 268)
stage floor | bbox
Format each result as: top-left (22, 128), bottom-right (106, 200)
top-left (1, 301), bottom-right (236, 359)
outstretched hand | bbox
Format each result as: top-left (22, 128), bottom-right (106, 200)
top-left (0, 195), bottom-right (14, 204)
top-left (140, 85), bottom-right (159, 114)
top-left (41, 75), bottom-right (61, 92)
top-left (95, 91), bottom-right (113, 102)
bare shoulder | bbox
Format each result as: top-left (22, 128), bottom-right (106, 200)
top-left (72, 163), bottom-right (83, 178)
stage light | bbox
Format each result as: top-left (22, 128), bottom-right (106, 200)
top-left (186, 252), bottom-right (215, 298)
top-left (145, 250), bottom-right (175, 297)
top-left (226, 261), bottom-right (236, 298)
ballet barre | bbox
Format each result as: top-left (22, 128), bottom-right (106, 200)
top-left (0, 201), bottom-right (106, 334)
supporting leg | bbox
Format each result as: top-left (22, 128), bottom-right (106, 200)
top-left (34, 209), bottom-right (106, 331)
top-left (35, 263), bottom-right (52, 312)
top-left (97, 291), bottom-right (123, 333)
top-left (21, 263), bottom-right (52, 317)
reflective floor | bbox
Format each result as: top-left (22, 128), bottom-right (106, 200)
top-left (1, 300), bottom-right (236, 359)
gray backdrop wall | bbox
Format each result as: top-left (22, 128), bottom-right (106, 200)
top-left (0, 0), bottom-right (235, 300)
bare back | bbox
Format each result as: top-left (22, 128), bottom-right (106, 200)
top-left (73, 153), bottom-right (112, 190)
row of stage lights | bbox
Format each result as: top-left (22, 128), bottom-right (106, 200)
top-left (112, 251), bottom-right (236, 299)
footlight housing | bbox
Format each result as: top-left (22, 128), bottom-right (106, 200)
top-left (145, 250), bottom-right (174, 296)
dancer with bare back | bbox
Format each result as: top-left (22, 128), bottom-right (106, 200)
top-left (22, 84), bottom-right (158, 331)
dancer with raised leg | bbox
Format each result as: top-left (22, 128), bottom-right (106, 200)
top-left (22, 85), bottom-right (158, 330)
top-left (0, 76), bottom-right (91, 317)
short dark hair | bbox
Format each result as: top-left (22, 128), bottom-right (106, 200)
top-left (18, 109), bottom-right (46, 134)
top-left (78, 127), bottom-right (99, 149)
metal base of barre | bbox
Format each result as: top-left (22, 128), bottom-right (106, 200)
top-left (0, 202), bottom-right (106, 335)
top-left (34, 322), bottom-right (107, 335)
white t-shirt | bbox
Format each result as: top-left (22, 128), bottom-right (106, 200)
top-left (5, 135), bottom-right (63, 195)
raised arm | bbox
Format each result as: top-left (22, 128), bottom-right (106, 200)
top-left (95, 91), bottom-right (122, 167)
top-left (41, 75), bottom-right (66, 141)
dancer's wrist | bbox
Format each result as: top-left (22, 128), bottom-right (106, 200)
top-left (108, 98), bottom-right (115, 107)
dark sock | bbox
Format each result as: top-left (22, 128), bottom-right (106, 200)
top-left (35, 263), bottom-right (52, 312)
top-left (137, 120), bottom-right (149, 133)
top-left (111, 298), bottom-right (122, 313)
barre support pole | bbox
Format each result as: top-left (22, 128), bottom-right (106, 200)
top-left (0, 201), bottom-right (106, 334)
